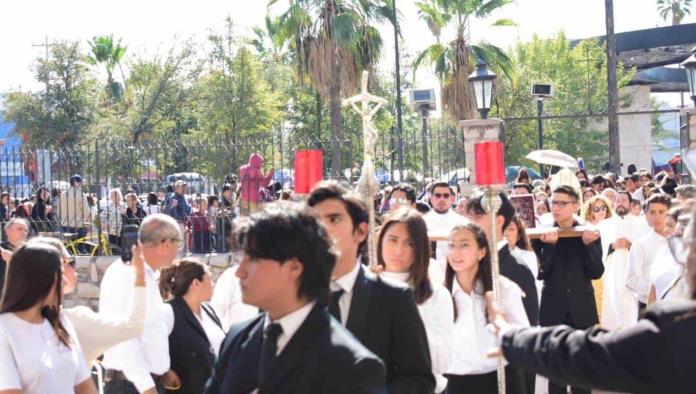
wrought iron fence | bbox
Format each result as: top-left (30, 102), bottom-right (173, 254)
top-left (0, 131), bottom-right (468, 255)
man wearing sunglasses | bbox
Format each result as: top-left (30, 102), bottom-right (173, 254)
top-left (423, 182), bottom-right (468, 270)
top-left (532, 185), bottom-right (603, 394)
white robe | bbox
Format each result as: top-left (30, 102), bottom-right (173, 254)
top-left (596, 216), bottom-right (641, 330)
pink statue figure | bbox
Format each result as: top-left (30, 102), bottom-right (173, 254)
top-left (239, 153), bottom-right (274, 214)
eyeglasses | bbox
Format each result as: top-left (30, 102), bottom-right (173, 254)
top-left (433, 193), bottom-right (451, 199)
top-left (550, 200), bottom-right (576, 208)
top-left (389, 198), bottom-right (408, 205)
top-left (591, 206), bottom-right (608, 213)
top-left (65, 257), bottom-right (76, 269)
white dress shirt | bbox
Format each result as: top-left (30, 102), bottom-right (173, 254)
top-left (509, 246), bottom-right (542, 304)
top-left (447, 276), bottom-right (529, 376)
top-left (64, 286), bottom-right (146, 363)
top-left (210, 265), bottom-right (259, 330)
top-left (627, 229), bottom-right (668, 304)
top-left (99, 260), bottom-right (170, 393)
top-left (380, 271), bottom-right (454, 393)
top-left (329, 261), bottom-right (362, 325)
top-left (263, 301), bottom-right (316, 356)
top-left (423, 209), bottom-right (469, 271)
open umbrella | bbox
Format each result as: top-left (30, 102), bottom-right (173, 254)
top-left (525, 149), bottom-right (577, 168)
top-left (505, 166), bottom-right (542, 184)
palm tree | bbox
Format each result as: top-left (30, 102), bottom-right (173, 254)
top-left (413, 0), bottom-right (514, 121)
top-left (87, 34), bottom-right (127, 101)
top-left (270, 0), bottom-right (391, 177)
top-left (657, 0), bottom-right (692, 25)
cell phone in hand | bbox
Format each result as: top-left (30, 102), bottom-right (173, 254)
top-left (121, 225), bottom-right (140, 263)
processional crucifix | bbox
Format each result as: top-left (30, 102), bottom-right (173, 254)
top-left (343, 71), bottom-right (388, 268)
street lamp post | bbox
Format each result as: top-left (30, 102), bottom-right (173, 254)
top-left (467, 59), bottom-right (497, 119)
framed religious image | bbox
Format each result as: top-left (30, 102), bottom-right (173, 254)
top-left (509, 194), bottom-right (536, 229)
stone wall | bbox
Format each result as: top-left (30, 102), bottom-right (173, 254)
top-left (63, 252), bottom-right (243, 310)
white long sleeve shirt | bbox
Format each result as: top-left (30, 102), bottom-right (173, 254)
top-left (64, 286), bottom-right (146, 363)
top-left (99, 260), bottom-right (170, 393)
top-left (447, 276), bottom-right (529, 376)
top-left (210, 265), bottom-right (259, 330)
top-left (627, 229), bottom-right (668, 304)
top-left (380, 271), bottom-right (454, 393)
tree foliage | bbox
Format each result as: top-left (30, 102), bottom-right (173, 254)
top-left (492, 33), bottom-right (634, 173)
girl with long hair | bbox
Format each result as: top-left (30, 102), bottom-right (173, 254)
top-left (504, 217), bottom-right (542, 302)
top-left (444, 223), bottom-right (529, 394)
top-left (377, 208), bottom-right (454, 393)
top-left (0, 243), bottom-right (96, 393)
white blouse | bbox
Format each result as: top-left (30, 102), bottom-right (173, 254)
top-left (447, 275), bottom-right (529, 376)
top-left (0, 313), bottom-right (91, 393)
top-left (163, 302), bottom-right (227, 357)
top-left (380, 271), bottom-right (454, 393)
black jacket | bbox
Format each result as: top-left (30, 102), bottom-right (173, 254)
top-left (345, 265), bottom-right (435, 394)
top-left (204, 303), bottom-right (386, 394)
top-left (500, 244), bottom-right (539, 326)
top-left (167, 297), bottom-right (224, 394)
top-left (502, 300), bottom-right (696, 394)
top-left (532, 222), bottom-right (604, 328)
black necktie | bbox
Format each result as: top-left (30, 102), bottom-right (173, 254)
top-left (329, 289), bottom-right (344, 321)
top-left (259, 323), bottom-right (283, 388)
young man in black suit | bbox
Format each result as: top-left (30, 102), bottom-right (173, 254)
top-left (307, 182), bottom-right (435, 394)
top-left (465, 190), bottom-right (538, 394)
top-left (532, 185), bottom-right (604, 394)
top-left (205, 202), bottom-right (385, 394)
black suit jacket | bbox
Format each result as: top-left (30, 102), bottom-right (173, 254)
top-left (204, 303), bottom-right (386, 394)
top-left (532, 222), bottom-right (604, 328)
top-left (502, 300), bottom-right (696, 394)
top-left (167, 297), bottom-right (223, 394)
top-left (346, 265), bottom-right (435, 394)
top-left (500, 244), bottom-right (539, 326)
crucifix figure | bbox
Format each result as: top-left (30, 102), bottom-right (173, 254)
top-left (343, 70), bottom-right (388, 267)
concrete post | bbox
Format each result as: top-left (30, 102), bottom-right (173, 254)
top-left (460, 118), bottom-right (505, 185)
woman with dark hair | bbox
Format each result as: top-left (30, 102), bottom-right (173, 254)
top-left (445, 223), bottom-right (529, 394)
top-left (515, 168), bottom-right (530, 185)
top-left (377, 208), bottom-right (454, 393)
top-left (159, 258), bottom-right (225, 394)
top-left (504, 217), bottom-right (542, 303)
top-left (31, 187), bottom-right (54, 233)
top-left (0, 243), bottom-right (96, 393)
top-left (145, 192), bottom-right (161, 215)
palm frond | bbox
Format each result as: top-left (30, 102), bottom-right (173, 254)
top-left (476, 0), bottom-right (514, 18)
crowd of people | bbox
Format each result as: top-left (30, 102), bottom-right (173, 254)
top-left (0, 161), bottom-right (695, 394)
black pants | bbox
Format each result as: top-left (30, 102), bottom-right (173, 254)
top-left (446, 366), bottom-right (524, 394)
top-left (103, 377), bottom-right (164, 394)
top-left (547, 313), bottom-right (591, 394)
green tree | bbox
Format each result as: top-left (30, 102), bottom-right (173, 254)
top-left (657, 0), bottom-right (692, 25)
top-left (3, 41), bottom-right (97, 148)
top-left (87, 34), bottom-right (127, 102)
top-left (271, 0), bottom-right (391, 176)
top-left (413, 0), bottom-right (515, 121)
top-left (126, 41), bottom-right (201, 144)
top-left (492, 33), bottom-right (634, 173)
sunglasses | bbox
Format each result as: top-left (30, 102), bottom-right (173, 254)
top-left (433, 193), bottom-right (451, 199)
top-left (592, 206), bottom-right (608, 213)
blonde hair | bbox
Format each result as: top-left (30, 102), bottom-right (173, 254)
top-left (582, 195), bottom-right (614, 223)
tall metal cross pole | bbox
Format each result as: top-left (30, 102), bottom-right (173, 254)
top-left (343, 71), bottom-right (388, 268)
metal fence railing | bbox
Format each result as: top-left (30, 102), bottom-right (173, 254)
top-left (0, 133), bottom-right (468, 255)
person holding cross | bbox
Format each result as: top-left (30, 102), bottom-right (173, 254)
top-left (531, 185), bottom-right (604, 394)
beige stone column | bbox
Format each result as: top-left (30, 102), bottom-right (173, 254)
top-left (460, 118), bottom-right (505, 185)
